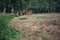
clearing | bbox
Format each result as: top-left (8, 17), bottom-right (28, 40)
top-left (9, 13), bottom-right (60, 40)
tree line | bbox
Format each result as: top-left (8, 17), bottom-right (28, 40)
top-left (0, 0), bottom-right (60, 13)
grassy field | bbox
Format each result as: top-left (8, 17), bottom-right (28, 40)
top-left (0, 13), bottom-right (60, 40)
top-left (9, 13), bottom-right (60, 40)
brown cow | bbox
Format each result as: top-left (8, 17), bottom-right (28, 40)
top-left (26, 11), bottom-right (32, 15)
top-left (18, 11), bottom-right (32, 16)
top-left (18, 11), bottom-right (23, 16)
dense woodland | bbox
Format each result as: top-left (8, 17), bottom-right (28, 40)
top-left (0, 0), bottom-right (60, 13)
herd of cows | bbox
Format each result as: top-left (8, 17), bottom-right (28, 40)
top-left (18, 11), bottom-right (32, 16)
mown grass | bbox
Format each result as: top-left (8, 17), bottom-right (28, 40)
top-left (0, 14), bottom-right (24, 40)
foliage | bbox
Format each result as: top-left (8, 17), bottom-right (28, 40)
top-left (0, 0), bottom-right (60, 13)
top-left (0, 15), bottom-right (24, 40)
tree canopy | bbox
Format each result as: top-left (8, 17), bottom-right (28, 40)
top-left (0, 0), bottom-right (60, 13)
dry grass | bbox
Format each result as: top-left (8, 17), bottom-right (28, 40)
top-left (9, 13), bottom-right (60, 40)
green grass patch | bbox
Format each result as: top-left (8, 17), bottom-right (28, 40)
top-left (0, 14), bottom-right (24, 40)
top-left (19, 18), bottom-right (28, 20)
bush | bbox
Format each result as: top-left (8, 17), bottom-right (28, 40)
top-left (0, 15), bottom-right (24, 40)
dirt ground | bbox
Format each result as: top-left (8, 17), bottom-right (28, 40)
top-left (9, 13), bottom-right (60, 40)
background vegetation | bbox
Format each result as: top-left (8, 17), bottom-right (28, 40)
top-left (0, 0), bottom-right (60, 13)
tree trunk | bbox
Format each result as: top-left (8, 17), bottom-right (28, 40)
top-left (3, 7), bottom-right (6, 13)
top-left (11, 7), bottom-right (14, 14)
top-left (54, 8), bottom-right (55, 13)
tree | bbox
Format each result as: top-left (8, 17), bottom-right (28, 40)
top-left (0, 0), bottom-right (59, 13)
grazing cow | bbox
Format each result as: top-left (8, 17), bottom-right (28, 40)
top-left (18, 11), bottom-right (23, 16)
top-left (18, 11), bottom-right (32, 16)
top-left (26, 11), bottom-right (32, 15)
